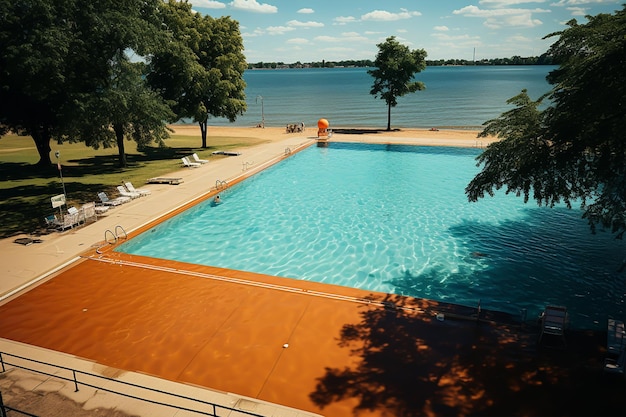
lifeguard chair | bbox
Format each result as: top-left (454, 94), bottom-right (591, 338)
top-left (317, 118), bottom-right (331, 147)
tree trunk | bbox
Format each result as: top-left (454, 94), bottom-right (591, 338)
top-left (386, 102), bottom-right (392, 131)
top-left (32, 127), bottom-right (52, 167)
top-left (199, 120), bottom-right (208, 148)
top-left (114, 124), bottom-right (127, 168)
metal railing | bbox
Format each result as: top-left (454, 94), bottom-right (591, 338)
top-left (96, 225), bottom-right (128, 254)
top-left (0, 352), bottom-right (264, 416)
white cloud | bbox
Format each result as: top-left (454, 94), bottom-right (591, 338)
top-left (266, 25), bottom-right (295, 35)
top-left (434, 25), bottom-right (450, 31)
top-left (287, 37), bottom-right (311, 44)
top-left (479, 0), bottom-right (546, 6)
top-left (314, 32), bottom-right (369, 43)
top-left (432, 32), bottom-right (481, 42)
top-left (552, 0), bottom-right (617, 5)
top-left (453, 5), bottom-right (549, 28)
top-left (287, 20), bottom-right (324, 28)
top-left (454, 5), bottom-right (551, 17)
top-left (567, 6), bottom-right (588, 15)
top-left (334, 16), bottom-right (357, 25)
top-left (507, 34), bottom-right (532, 42)
top-left (191, 0), bottom-right (226, 8)
top-left (361, 9), bottom-right (422, 21)
top-left (297, 8), bottom-right (314, 14)
top-left (229, 0), bottom-right (277, 13)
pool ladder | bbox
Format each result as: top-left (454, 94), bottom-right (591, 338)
top-left (285, 147), bottom-right (292, 155)
top-left (215, 179), bottom-right (228, 190)
top-left (242, 161), bottom-right (254, 171)
top-left (96, 225), bottom-right (127, 254)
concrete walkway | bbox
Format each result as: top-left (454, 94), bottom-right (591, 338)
top-left (0, 133), bottom-right (320, 416)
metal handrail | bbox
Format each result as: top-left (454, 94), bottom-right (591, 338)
top-left (0, 352), bottom-right (264, 416)
top-left (96, 225), bottom-right (128, 254)
top-left (114, 225), bottom-right (127, 240)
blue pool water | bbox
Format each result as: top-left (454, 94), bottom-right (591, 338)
top-left (118, 143), bottom-right (626, 329)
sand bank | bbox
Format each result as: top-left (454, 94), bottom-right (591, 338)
top-left (170, 124), bottom-right (496, 148)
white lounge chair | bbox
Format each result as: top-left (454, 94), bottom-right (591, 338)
top-left (124, 181), bottom-right (151, 196)
top-left (117, 185), bottom-right (141, 199)
top-left (98, 191), bottom-right (130, 206)
top-left (80, 202), bottom-right (98, 223)
top-left (48, 207), bottom-right (80, 231)
top-left (191, 153), bottom-right (209, 164)
top-left (181, 156), bottom-right (201, 168)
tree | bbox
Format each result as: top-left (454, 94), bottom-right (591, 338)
top-left (148, 0), bottom-right (247, 148)
top-left (0, 0), bottom-right (166, 168)
top-left (466, 5), bottom-right (626, 237)
top-left (368, 36), bottom-right (427, 131)
top-left (0, 0), bottom-right (80, 167)
top-left (69, 56), bottom-right (174, 168)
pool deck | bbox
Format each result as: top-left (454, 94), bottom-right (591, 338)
top-left (1, 131), bottom-right (624, 417)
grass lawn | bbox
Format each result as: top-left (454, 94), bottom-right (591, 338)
top-left (0, 129), bottom-right (268, 239)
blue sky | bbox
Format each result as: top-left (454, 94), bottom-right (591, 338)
top-left (188, 0), bottom-right (623, 63)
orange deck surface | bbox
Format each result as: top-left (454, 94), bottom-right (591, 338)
top-left (1, 250), bottom-right (624, 416)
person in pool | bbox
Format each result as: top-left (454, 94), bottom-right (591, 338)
top-left (214, 195), bottom-right (221, 204)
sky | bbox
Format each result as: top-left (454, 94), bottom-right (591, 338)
top-left (187, 0), bottom-right (623, 63)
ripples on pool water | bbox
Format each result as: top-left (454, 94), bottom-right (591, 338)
top-left (118, 143), bottom-right (626, 329)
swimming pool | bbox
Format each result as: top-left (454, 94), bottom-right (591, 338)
top-left (118, 143), bottom-right (625, 329)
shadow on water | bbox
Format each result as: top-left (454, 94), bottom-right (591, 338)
top-left (385, 206), bottom-right (626, 330)
top-left (309, 294), bottom-right (626, 416)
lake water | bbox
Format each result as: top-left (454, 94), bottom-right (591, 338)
top-left (203, 65), bottom-right (555, 129)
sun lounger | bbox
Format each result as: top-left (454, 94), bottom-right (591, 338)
top-left (538, 305), bottom-right (567, 347)
top-left (44, 214), bottom-right (58, 229)
top-left (182, 156), bottom-right (201, 168)
top-left (212, 150), bottom-right (241, 156)
top-left (191, 153), bottom-right (209, 164)
top-left (146, 177), bottom-right (183, 185)
top-left (124, 181), bottom-right (151, 196)
top-left (607, 319), bottom-right (625, 356)
top-left (604, 349), bottom-right (625, 374)
top-left (50, 208), bottom-right (81, 231)
top-left (117, 185), bottom-right (141, 199)
top-left (81, 202), bottom-right (98, 223)
top-left (98, 191), bottom-right (131, 206)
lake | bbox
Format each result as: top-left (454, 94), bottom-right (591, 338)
top-left (203, 65), bottom-right (556, 129)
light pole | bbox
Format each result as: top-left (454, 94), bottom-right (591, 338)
top-left (256, 95), bottom-right (264, 128)
top-left (55, 150), bottom-right (67, 200)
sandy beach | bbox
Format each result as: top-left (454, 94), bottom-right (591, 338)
top-left (171, 124), bottom-right (495, 148)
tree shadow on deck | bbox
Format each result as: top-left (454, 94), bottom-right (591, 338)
top-left (309, 294), bottom-right (625, 416)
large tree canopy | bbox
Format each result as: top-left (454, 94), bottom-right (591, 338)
top-left (148, 0), bottom-right (247, 148)
top-left (368, 36), bottom-right (427, 131)
top-left (466, 5), bottom-right (626, 237)
top-left (0, 0), bottom-right (165, 168)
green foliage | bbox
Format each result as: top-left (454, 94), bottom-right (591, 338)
top-left (148, 1), bottom-right (247, 147)
top-left (466, 5), bottom-right (626, 237)
top-left (368, 37), bottom-right (427, 131)
top-left (0, 0), bottom-right (247, 168)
